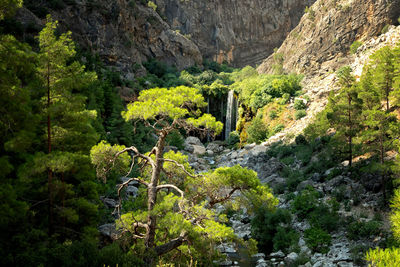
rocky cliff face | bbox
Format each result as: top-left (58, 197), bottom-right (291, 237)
top-left (257, 0), bottom-right (400, 75)
top-left (18, 0), bottom-right (202, 77)
top-left (155, 0), bottom-right (316, 67)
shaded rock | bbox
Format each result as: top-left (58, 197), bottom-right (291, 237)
top-left (98, 224), bottom-right (119, 240)
top-left (285, 252), bottom-right (298, 265)
top-left (270, 250), bottom-right (285, 258)
top-left (101, 197), bottom-right (118, 209)
top-left (261, 174), bottom-right (286, 189)
top-left (296, 180), bottom-right (314, 191)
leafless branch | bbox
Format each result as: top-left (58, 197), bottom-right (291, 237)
top-left (156, 184), bottom-right (184, 198)
top-left (162, 158), bottom-right (199, 178)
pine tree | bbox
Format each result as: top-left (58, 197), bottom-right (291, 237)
top-left (327, 66), bottom-right (362, 167)
top-left (91, 86), bottom-right (278, 265)
top-left (358, 48), bottom-right (400, 199)
top-left (35, 15), bottom-right (98, 237)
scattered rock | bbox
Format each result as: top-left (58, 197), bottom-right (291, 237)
top-left (270, 250), bottom-right (285, 258)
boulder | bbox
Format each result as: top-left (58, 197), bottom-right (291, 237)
top-left (250, 145), bottom-right (267, 156)
top-left (101, 197), bottom-right (118, 209)
top-left (285, 252), bottom-right (299, 265)
top-left (192, 145), bottom-right (206, 156)
top-left (206, 142), bottom-right (223, 153)
top-left (98, 224), bottom-right (119, 240)
top-left (184, 136), bottom-right (202, 146)
top-left (270, 250), bottom-right (285, 258)
top-left (261, 174), bottom-right (286, 189)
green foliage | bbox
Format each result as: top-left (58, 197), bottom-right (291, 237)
top-left (165, 129), bottom-right (185, 150)
top-left (304, 227), bottom-right (331, 253)
top-left (294, 99), bottom-right (306, 110)
top-left (291, 187), bottom-right (319, 219)
top-left (230, 67), bottom-right (302, 111)
top-left (227, 131), bottom-right (240, 146)
top-left (347, 220), bottom-right (382, 240)
top-left (350, 41), bottom-right (363, 54)
top-left (251, 207), bottom-right (298, 254)
top-left (366, 247), bottom-right (400, 266)
top-left (90, 141), bottom-right (130, 182)
top-left (0, 0), bottom-right (22, 20)
top-left (147, 0), bottom-right (157, 11)
top-left (247, 115), bottom-right (268, 144)
top-left (295, 109), bottom-right (306, 120)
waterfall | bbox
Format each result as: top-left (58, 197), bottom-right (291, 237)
top-left (225, 90), bottom-right (234, 140)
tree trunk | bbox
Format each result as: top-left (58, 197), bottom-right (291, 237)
top-left (47, 63), bottom-right (53, 235)
top-left (145, 132), bottom-right (167, 250)
top-left (348, 94), bottom-right (352, 167)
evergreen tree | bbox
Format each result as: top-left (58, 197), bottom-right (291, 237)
top-left (91, 86), bottom-right (278, 265)
top-left (32, 15), bottom-right (99, 238)
top-left (327, 66), bottom-right (362, 167)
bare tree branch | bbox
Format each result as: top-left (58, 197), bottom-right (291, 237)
top-left (156, 184), bottom-right (184, 198)
top-left (162, 158), bottom-right (199, 178)
top-left (115, 145), bottom-right (155, 169)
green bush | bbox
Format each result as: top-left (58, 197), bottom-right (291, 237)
top-left (295, 109), bottom-right (307, 120)
top-left (227, 131), bottom-right (240, 146)
top-left (294, 99), bottom-right (306, 110)
top-left (350, 41), bottom-right (362, 54)
top-left (272, 124), bottom-right (285, 134)
top-left (295, 134), bottom-right (308, 145)
top-left (269, 110), bottom-right (278, 120)
top-left (347, 220), bottom-right (382, 240)
top-left (291, 187), bottom-right (319, 219)
top-left (247, 116), bottom-right (268, 144)
top-left (251, 208), bottom-right (297, 254)
top-left (308, 204), bottom-right (340, 232)
top-left (148, 1), bottom-right (157, 11)
top-left (304, 227), bottom-right (331, 253)
top-left (273, 227), bottom-right (300, 252)
top-left (381, 24), bottom-right (390, 34)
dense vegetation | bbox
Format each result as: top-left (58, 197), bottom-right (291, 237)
top-left (4, 1), bottom-right (400, 266)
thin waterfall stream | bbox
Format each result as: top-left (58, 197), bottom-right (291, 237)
top-left (225, 90), bottom-right (235, 140)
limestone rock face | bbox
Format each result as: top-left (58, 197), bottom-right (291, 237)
top-left (18, 0), bottom-right (202, 74)
top-left (155, 0), bottom-right (316, 67)
top-left (258, 0), bottom-right (400, 75)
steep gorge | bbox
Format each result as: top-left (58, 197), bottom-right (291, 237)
top-left (155, 0), bottom-right (316, 67)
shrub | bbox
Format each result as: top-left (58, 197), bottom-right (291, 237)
top-left (251, 208), bottom-right (297, 254)
top-left (366, 247), bottom-right (400, 266)
top-left (272, 124), bottom-right (285, 134)
top-left (247, 116), bottom-right (268, 144)
top-left (291, 187), bottom-right (319, 219)
top-left (350, 41), bottom-right (362, 54)
top-left (273, 227), bottom-right (299, 252)
top-left (308, 204), bottom-right (340, 232)
top-left (227, 131), bottom-right (240, 146)
top-left (295, 110), bottom-right (307, 120)
top-left (381, 24), bottom-right (390, 34)
top-left (269, 110), bottom-right (278, 120)
top-left (295, 134), bottom-right (308, 145)
top-left (347, 220), bottom-right (382, 240)
top-left (147, 1), bottom-right (157, 11)
top-left (304, 227), bottom-right (331, 253)
top-left (294, 99), bottom-right (306, 110)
